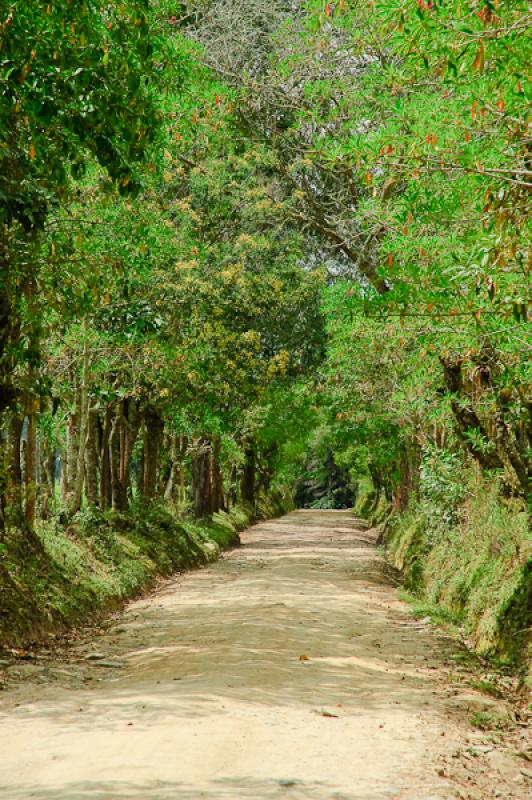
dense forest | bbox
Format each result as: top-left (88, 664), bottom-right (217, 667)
top-left (0, 1), bottom-right (530, 661)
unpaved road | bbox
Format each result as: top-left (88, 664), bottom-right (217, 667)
top-left (0, 511), bottom-right (529, 799)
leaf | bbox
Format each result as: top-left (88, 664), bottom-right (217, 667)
top-left (381, 177), bottom-right (398, 200)
top-left (299, 654), bottom-right (310, 661)
top-left (472, 43), bottom-right (485, 73)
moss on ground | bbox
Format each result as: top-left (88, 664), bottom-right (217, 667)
top-left (0, 494), bottom-right (289, 650)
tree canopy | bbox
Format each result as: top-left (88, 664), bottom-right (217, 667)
top-left (0, 0), bottom-right (529, 540)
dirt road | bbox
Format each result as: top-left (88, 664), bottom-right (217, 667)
top-left (0, 511), bottom-right (528, 799)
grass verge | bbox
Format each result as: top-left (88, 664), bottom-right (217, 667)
top-left (353, 471), bottom-right (531, 667)
top-left (0, 493), bottom-right (290, 650)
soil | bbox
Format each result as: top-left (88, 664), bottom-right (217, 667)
top-left (0, 510), bottom-right (530, 799)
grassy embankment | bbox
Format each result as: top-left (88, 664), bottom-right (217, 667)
top-left (0, 492), bottom-right (292, 649)
top-left (353, 471), bottom-right (531, 667)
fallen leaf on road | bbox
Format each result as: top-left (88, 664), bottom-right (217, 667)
top-left (299, 654), bottom-right (310, 661)
top-left (10, 648), bottom-right (34, 660)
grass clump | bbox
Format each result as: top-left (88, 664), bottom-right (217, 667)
top-left (468, 679), bottom-right (503, 699)
top-left (470, 710), bottom-right (510, 731)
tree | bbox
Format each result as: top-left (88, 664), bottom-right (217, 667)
top-left (192, 0), bottom-right (530, 499)
top-left (0, 0), bottom-right (160, 411)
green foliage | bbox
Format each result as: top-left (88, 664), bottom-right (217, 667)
top-left (0, 0), bottom-right (160, 227)
top-left (418, 445), bottom-right (467, 534)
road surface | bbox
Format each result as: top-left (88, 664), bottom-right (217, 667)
top-left (0, 511), bottom-right (527, 799)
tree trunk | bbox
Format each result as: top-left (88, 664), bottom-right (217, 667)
top-left (109, 403), bottom-right (125, 512)
top-left (40, 440), bottom-right (56, 520)
top-left (5, 412), bottom-right (24, 529)
top-left (191, 438), bottom-right (212, 517)
top-left (60, 446), bottom-right (68, 507)
top-left (241, 446), bottom-right (256, 505)
top-left (143, 409), bottom-right (164, 499)
top-left (229, 464), bottom-right (239, 508)
top-left (85, 405), bottom-right (99, 508)
top-left (137, 424), bottom-right (145, 498)
top-left (0, 247), bottom-right (16, 413)
top-left (24, 399), bottom-right (37, 531)
top-left (122, 399), bottom-right (140, 506)
top-left (65, 396), bottom-right (80, 508)
top-left (211, 436), bottom-right (225, 513)
top-left (178, 433), bottom-right (187, 504)
top-left (493, 404), bottom-right (530, 497)
top-left (440, 357), bottom-right (503, 471)
top-left (69, 337), bottom-right (90, 516)
top-left (99, 405), bottom-right (112, 509)
top-left (164, 433), bottom-right (178, 501)
top-left (258, 444), bottom-right (277, 494)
